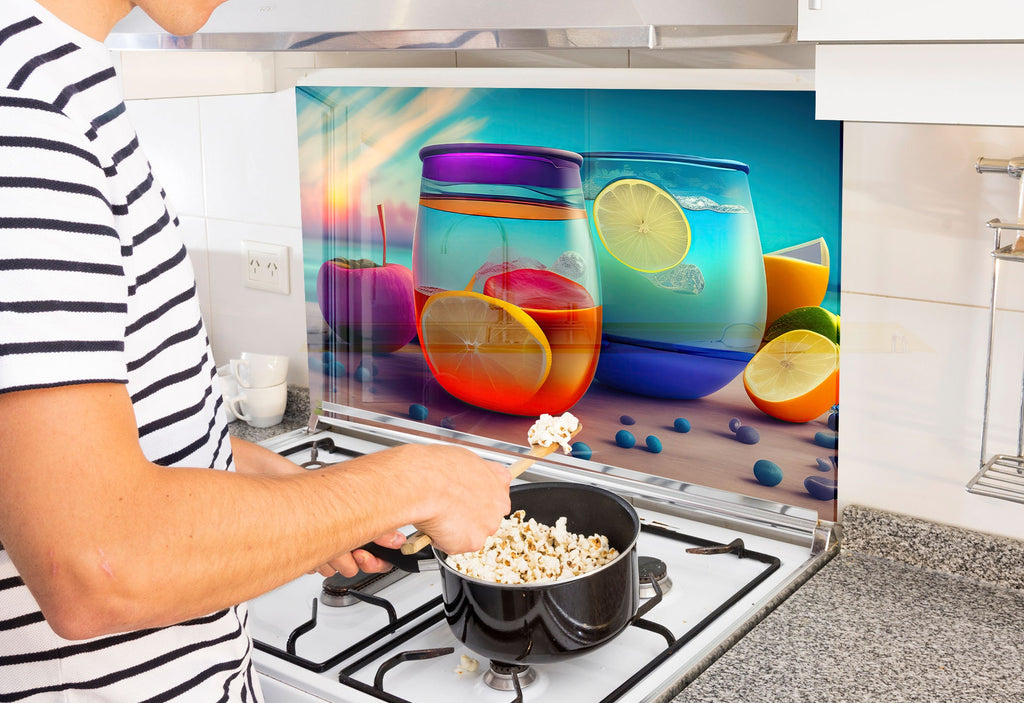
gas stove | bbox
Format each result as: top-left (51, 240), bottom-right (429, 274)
top-left (249, 414), bottom-right (836, 703)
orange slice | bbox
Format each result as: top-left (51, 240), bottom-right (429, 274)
top-left (743, 329), bottom-right (838, 423)
top-left (418, 291), bottom-right (552, 411)
top-left (763, 237), bottom-right (830, 326)
top-left (593, 178), bottom-right (690, 273)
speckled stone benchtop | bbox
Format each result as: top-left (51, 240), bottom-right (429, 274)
top-left (840, 504), bottom-right (1024, 591)
top-left (670, 505), bottom-right (1024, 703)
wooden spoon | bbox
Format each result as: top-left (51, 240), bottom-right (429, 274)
top-left (399, 423), bottom-right (583, 555)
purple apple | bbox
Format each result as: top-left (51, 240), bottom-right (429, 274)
top-left (317, 258), bottom-right (416, 353)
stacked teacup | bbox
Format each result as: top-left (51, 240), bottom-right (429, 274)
top-left (223, 352), bottom-right (289, 428)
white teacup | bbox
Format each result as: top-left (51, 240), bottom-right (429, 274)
top-left (231, 352), bottom-right (289, 389)
top-left (226, 382), bottom-right (288, 428)
top-left (216, 364), bottom-right (239, 421)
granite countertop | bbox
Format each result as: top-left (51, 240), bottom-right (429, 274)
top-left (672, 505), bottom-right (1024, 702)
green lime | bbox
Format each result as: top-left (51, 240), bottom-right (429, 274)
top-left (764, 305), bottom-right (839, 345)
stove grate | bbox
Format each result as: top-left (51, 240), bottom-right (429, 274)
top-left (253, 596), bottom-right (443, 675)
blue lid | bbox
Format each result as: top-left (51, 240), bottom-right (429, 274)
top-left (581, 151), bottom-right (750, 175)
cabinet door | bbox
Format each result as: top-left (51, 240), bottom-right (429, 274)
top-left (814, 43), bottom-right (1024, 126)
top-left (799, 0), bottom-right (1024, 42)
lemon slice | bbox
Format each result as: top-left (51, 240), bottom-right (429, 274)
top-left (743, 329), bottom-right (839, 423)
top-left (593, 178), bottom-right (690, 273)
top-left (419, 291), bottom-right (552, 410)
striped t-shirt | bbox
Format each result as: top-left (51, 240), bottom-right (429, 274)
top-left (0, 0), bottom-right (261, 700)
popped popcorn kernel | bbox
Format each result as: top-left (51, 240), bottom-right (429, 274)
top-left (445, 510), bottom-right (618, 584)
top-left (527, 412), bottom-right (580, 454)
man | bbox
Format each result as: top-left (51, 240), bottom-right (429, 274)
top-left (0, 0), bottom-right (512, 699)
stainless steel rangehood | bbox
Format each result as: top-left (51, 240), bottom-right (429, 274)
top-left (107, 0), bottom-right (797, 52)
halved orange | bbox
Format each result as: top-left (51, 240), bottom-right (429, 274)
top-left (743, 329), bottom-right (838, 423)
top-left (763, 237), bottom-right (830, 326)
top-left (418, 291), bottom-right (552, 412)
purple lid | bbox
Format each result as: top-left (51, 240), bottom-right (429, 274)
top-left (419, 143), bottom-right (583, 190)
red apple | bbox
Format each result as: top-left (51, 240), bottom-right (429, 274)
top-left (317, 257), bottom-right (416, 353)
top-left (317, 204), bottom-right (415, 353)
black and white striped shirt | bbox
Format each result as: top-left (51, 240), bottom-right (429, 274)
top-left (0, 0), bottom-right (261, 699)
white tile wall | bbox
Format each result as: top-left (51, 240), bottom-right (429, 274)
top-left (126, 86), bottom-right (309, 386)
top-left (198, 92), bottom-right (303, 228)
top-left (122, 53), bottom-right (1024, 539)
top-left (204, 218), bottom-right (307, 370)
top-left (841, 122), bottom-right (1024, 540)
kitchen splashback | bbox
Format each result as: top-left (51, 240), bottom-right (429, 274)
top-left (293, 71), bottom-right (842, 518)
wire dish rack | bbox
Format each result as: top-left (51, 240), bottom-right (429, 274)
top-left (968, 161), bottom-right (1024, 505)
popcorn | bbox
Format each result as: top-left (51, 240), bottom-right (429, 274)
top-left (527, 412), bottom-right (580, 454)
top-left (445, 510), bottom-right (618, 584)
top-left (454, 654), bottom-right (479, 675)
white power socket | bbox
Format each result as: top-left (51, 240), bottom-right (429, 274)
top-left (242, 241), bottom-right (290, 294)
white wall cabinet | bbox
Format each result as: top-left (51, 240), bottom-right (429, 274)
top-left (801, 0), bottom-right (1024, 126)
top-left (813, 43), bottom-right (1024, 127)
top-left (798, 0), bottom-right (1024, 42)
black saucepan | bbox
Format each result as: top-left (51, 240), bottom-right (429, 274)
top-left (363, 482), bottom-right (658, 664)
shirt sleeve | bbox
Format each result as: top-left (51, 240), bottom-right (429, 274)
top-left (0, 92), bottom-right (129, 394)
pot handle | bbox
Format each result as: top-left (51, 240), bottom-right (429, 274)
top-left (359, 542), bottom-right (438, 573)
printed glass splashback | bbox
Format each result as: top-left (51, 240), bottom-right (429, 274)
top-left (296, 85), bottom-right (842, 519)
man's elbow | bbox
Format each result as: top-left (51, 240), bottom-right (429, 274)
top-left (31, 555), bottom-right (145, 640)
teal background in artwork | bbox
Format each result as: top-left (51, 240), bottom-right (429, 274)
top-left (296, 86), bottom-right (841, 313)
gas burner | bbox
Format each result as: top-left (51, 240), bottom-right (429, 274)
top-left (320, 568), bottom-right (408, 607)
top-left (300, 439), bottom-right (337, 469)
top-left (638, 555), bottom-right (673, 599)
top-left (483, 661), bottom-right (538, 691)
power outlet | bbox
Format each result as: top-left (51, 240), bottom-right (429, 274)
top-left (242, 241), bottom-right (290, 294)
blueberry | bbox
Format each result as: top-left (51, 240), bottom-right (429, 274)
top-left (804, 475), bottom-right (837, 500)
top-left (753, 459), bottom-right (783, 487)
top-left (645, 435), bottom-right (663, 453)
top-left (615, 430), bottom-right (636, 448)
top-left (673, 418), bottom-right (691, 433)
top-left (354, 365), bottom-right (372, 383)
top-left (735, 426), bottom-right (760, 445)
top-left (728, 417), bottom-right (742, 433)
top-left (570, 442), bottom-right (593, 461)
top-left (813, 431), bottom-right (838, 449)
top-left (827, 411), bottom-right (838, 432)
top-left (322, 356), bottom-right (346, 378)
top-left (440, 416), bottom-right (456, 430)
top-left (619, 415), bottom-right (636, 425)
top-left (408, 403), bottom-right (428, 422)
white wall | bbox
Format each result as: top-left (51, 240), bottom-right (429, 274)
top-left (126, 89), bottom-right (310, 386)
top-left (840, 122), bottom-right (1024, 540)
top-left (120, 54), bottom-right (1024, 540)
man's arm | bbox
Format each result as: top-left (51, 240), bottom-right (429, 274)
top-left (229, 435), bottom-right (404, 576)
top-left (0, 382), bottom-right (510, 640)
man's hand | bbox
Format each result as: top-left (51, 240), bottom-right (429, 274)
top-left (312, 529), bottom-right (406, 578)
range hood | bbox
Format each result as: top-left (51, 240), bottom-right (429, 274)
top-left (107, 0), bottom-right (797, 52)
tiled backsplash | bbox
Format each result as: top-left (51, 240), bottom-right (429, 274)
top-left (122, 58), bottom-right (1024, 541)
